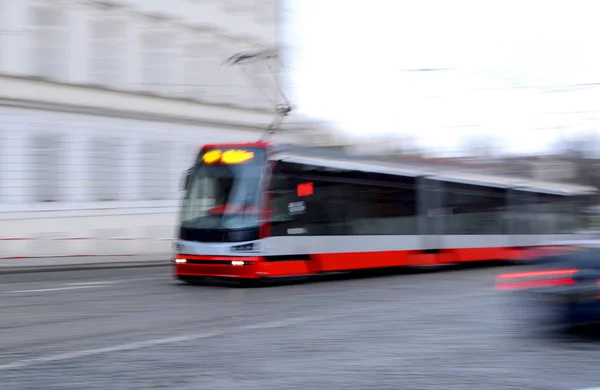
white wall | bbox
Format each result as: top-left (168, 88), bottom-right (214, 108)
top-left (0, 0), bottom-right (288, 257)
top-left (0, 206), bottom-right (179, 257)
top-left (124, 0), bottom-right (279, 46)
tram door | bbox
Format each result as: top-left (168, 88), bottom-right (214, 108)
top-left (418, 177), bottom-right (444, 251)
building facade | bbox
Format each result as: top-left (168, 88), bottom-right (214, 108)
top-left (0, 0), bottom-right (299, 257)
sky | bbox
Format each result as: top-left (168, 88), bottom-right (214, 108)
top-left (283, 0), bottom-right (600, 155)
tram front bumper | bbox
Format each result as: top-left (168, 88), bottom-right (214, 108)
top-left (173, 255), bottom-right (261, 279)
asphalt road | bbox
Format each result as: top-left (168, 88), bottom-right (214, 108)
top-left (1, 265), bottom-right (600, 390)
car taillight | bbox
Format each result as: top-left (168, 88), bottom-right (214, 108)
top-left (495, 269), bottom-right (578, 290)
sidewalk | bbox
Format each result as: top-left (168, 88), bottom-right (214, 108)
top-left (0, 254), bottom-right (172, 274)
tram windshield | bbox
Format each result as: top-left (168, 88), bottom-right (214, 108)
top-left (181, 147), bottom-right (266, 230)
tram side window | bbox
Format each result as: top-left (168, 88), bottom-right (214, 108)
top-left (534, 194), bottom-right (578, 234)
top-left (269, 175), bottom-right (295, 225)
top-left (344, 176), bottom-right (417, 235)
top-left (268, 161), bottom-right (418, 236)
top-left (577, 194), bottom-right (598, 230)
top-left (558, 198), bottom-right (578, 233)
top-left (443, 182), bottom-right (507, 235)
top-left (313, 180), bottom-right (352, 235)
top-left (507, 191), bottom-right (578, 234)
top-left (268, 162), bottom-right (353, 236)
top-left (506, 189), bottom-right (535, 234)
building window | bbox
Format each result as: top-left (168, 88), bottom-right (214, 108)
top-left (142, 31), bottom-right (174, 94)
top-left (90, 18), bottom-right (123, 87)
top-left (30, 5), bottom-right (66, 80)
top-left (140, 140), bottom-right (171, 200)
top-left (31, 133), bottom-right (62, 202)
top-left (183, 43), bottom-right (206, 100)
top-left (159, 141), bottom-right (174, 199)
top-left (91, 137), bottom-right (120, 201)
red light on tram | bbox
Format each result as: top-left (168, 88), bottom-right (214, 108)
top-left (297, 182), bottom-right (314, 197)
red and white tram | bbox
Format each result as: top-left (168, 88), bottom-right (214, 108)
top-left (173, 142), bottom-right (597, 284)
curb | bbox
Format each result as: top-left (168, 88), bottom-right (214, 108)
top-left (0, 260), bottom-right (172, 275)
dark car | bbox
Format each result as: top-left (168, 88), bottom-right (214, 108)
top-left (496, 244), bottom-right (600, 328)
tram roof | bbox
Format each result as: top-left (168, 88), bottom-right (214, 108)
top-left (269, 144), bottom-right (598, 196)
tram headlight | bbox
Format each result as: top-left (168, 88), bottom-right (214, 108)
top-left (175, 258), bottom-right (187, 264)
top-left (231, 260), bottom-right (245, 266)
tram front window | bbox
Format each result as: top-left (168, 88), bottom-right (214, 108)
top-left (181, 148), bottom-right (266, 232)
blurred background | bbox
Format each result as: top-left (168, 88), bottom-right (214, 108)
top-left (1, 0), bottom-right (600, 258)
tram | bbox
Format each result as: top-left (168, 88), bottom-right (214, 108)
top-left (173, 142), bottom-right (598, 284)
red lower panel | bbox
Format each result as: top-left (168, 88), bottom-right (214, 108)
top-left (315, 250), bottom-right (491, 272)
top-left (312, 250), bottom-right (461, 271)
top-left (448, 247), bottom-right (511, 262)
top-left (406, 252), bottom-right (459, 266)
top-left (503, 249), bottom-right (526, 260)
top-left (175, 246), bottom-right (564, 279)
top-left (313, 251), bottom-right (412, 272)
top-left (258, 261), bottom-right (311, 277)
top-left (312, 246), bottom-right (560, 272)
top-left (524, 246), bottom-right (573, 258)
top-left (405, 253), bottom-right (438, 266)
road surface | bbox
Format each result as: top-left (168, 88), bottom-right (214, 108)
top-left (1, 265), bottom-right (600, 390)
